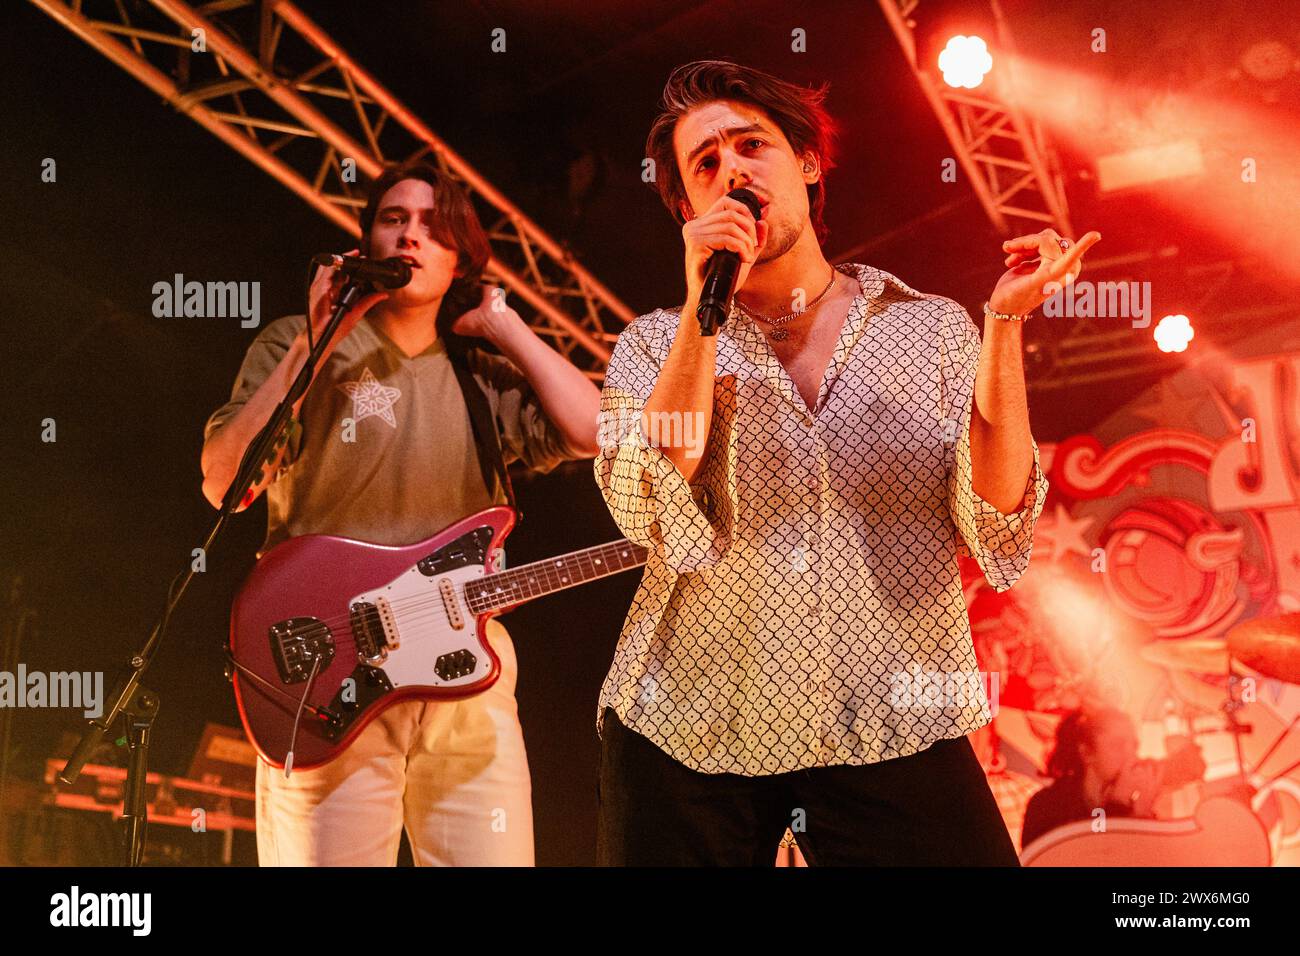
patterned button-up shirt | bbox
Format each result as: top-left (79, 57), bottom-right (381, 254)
top-left (593, 262), bottom-right (1048, 776)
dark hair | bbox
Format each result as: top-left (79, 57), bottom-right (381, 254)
top-left (646, 60), bottom-right (839, 244)
top-left (1045, 706), bottom-right (1131, 779)
top-left (359, 160), bottom-right (491, 343)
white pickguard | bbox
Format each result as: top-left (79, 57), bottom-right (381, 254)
top-left (350, 562), bottom-right (493, 689)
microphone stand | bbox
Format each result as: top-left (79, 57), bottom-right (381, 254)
top-left (60, 277), bottom-right (369, 866)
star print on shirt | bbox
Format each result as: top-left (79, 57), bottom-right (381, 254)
top-left (336, 366), bottom-right (402, 428)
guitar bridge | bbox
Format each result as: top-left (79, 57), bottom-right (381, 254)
top-left (350, 602), bottom-right (389, 664)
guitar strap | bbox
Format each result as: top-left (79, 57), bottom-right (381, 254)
top-left (447, 344), bottom-right (517, 513)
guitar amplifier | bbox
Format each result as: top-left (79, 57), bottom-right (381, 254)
top-left (186, 723), bottom-right (258, 793)
top-left (37, 725), bottom-right (260, 866)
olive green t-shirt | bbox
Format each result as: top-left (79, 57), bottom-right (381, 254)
top-left (204, 313), bottom-right (579, 557)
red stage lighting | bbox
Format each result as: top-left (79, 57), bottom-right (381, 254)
top-left (938, 35), bottom-right (993, 89)
top-left (1154, 314), bottom-right (1195, 353)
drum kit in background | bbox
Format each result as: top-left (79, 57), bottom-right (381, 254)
top-left (1021, 612), bottom-right (1300, 866)
top-left (1141, 611), bottom-right (1300, 800)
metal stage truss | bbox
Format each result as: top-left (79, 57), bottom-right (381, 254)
top-left (30, 0), bottom-right (634, 379)
top-left (34, 0), bottom-right (1286, 392)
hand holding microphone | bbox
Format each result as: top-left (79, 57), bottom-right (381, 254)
top-left (311, 252), bottom-right (413, 289)
top-left (305, 249), bottom-right (393, 353)
top-left (643, 189), bottom-right (764, 484)
top-left (683, 187), bottom-right (768, 335)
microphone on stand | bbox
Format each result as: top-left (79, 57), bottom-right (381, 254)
top-left (696, 187), bottom-right (763, 336)
top-left (312, 253), bottom-right (413, 290)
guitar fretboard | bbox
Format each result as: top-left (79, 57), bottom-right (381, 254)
top-left (462, 539), bottom-right (648, 613)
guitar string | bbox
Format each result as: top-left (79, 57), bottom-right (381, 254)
top-left (237, 543), bottom-right (644, 741)
top-left (276, 539), bottom-right (641, 637)
top-left (273, 559), bottom-right (638, 657)
top-left (263, 540), bottom-right (647, 647)
top-left (271, 543), bottom-right (643, 650)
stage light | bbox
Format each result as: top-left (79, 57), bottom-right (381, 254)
top-left (1154, 314), bottom-right (1194, 353)
top-left (938, 35), bottom-right (993, 89)
top-left (1096, 140), bottom-right (1205, 193)
top-left (999, 56), bottom-right (1300, 284)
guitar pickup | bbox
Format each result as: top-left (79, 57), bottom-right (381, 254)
top-left (438, 577), bottom-right (465, 631)
top-left (374, 595), bottom-right (401, 649)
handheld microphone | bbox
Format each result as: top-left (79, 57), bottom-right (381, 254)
top-left (312, 253), bottom-right (413, 290)
top-left (696, 187), bottom-right (763, 336)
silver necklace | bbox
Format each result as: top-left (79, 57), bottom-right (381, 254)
top-left (734, 270), bottom-right (837, 341)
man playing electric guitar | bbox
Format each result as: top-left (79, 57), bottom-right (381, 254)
top-left (200, 160), bottom-right (600, 866)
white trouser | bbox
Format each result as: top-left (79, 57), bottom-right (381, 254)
top-left (254, 619), bottom-right (534, 866)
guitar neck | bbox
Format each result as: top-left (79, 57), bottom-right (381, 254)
top-left (462, 539), bottom-right (648, 613)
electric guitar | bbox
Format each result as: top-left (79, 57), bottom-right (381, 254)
top-left (228, 506), bottom-right (647, 771)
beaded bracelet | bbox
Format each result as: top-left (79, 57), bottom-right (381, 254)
top-left (983, 301), bottom-right (1032, 323)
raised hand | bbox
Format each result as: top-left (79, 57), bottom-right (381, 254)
top-left (989, 228), bottom-right (1102, 317)
top-left (450, 282), bottom-right (521, 342)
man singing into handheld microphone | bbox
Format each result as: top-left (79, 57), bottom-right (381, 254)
top-left (201, 161), bottom-right (599, 865)
top-left (594, 60), bottom-right (1099, 865)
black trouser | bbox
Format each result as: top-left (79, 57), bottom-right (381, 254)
top-left (596, 707), bottom-right (1020, 866)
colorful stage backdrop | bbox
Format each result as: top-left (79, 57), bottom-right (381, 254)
top-left (967, 316), bottom-right (1300, 864)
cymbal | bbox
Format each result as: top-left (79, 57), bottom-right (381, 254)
top-left (1226, 613), bottom-right (1300, 685)
top-left (1139, 638), bottom-right (1231, 676)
